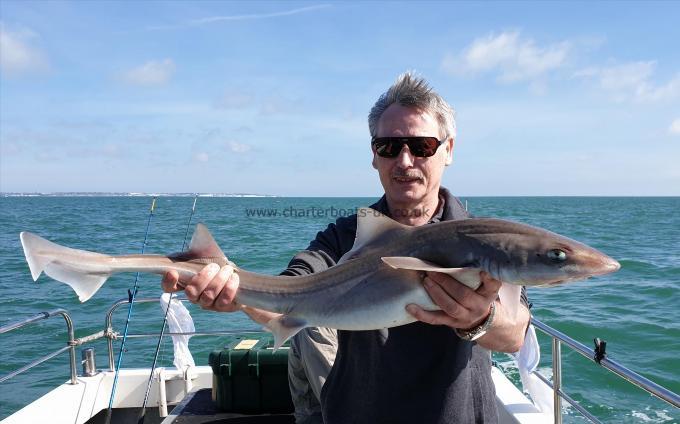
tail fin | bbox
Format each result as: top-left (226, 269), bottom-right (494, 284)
top-left (20, 232), bottom-right (112, 302)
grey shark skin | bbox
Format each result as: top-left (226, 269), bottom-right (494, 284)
top-left (20, 208), bottom-right (620, 348)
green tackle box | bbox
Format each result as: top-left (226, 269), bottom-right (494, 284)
top-left (209, 336), bottom-right (294, 414)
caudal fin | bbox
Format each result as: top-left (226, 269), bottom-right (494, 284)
top-left (20, 232), bottom-right (52, 281)
top-left (20, 232), bottom-right (112, 302)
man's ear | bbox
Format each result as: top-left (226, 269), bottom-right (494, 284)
top-left (371, 146), bottom-right (378, 169)
top-left (444, 137), bottom-right (454, 165)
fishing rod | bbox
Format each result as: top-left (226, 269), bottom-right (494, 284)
top-left (105, 197), bottom-right (157, 424)
top-left (137, 196), bottom-right (198, 424)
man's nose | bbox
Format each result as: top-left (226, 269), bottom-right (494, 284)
top-left (395, 145), bottom-right (415, 167)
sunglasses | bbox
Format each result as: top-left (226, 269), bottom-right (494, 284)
top-left (371, 136), bottom-right (445, 158)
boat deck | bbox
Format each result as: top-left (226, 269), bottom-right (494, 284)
top-left (3, 300), bottom-right (677, 423)
top-left (162, 389), bottom-right (294, 424)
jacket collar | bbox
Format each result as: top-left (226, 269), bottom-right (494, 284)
top-left (370, 187), bottom-right (469, 223)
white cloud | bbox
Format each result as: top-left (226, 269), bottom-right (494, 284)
top-left (194, 152), bottom-right (209, 162)
top-left (228, 141), bottom-right (251, 153)
top-left (259, 95), bottom-right (304, 116)
top-left (147, 4), bottom-right (331, 31)
top-left (575, 61), bottom-right (680, 102)
top-left (214, 90), bottom-right (254, 109)
top-left (669, 118), bottom-right (680, 136)
top-left (0, 26), bottom-right (48, 76)
top-left (102, 144), bottom-right (122, 157)
top-left (443, 31), bottom-right (569, 83)
top-left (0, 142), bottom-right (21, 155)
top-left (642, 75), bottom-right (680, 102)
top-left (121, 59), bottom-right (175, 86)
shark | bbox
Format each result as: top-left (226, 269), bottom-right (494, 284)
top-left (20, 208), bottom-right (620, 348)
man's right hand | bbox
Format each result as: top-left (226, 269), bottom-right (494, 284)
top-left (161, 263), bottom-right (241, 312)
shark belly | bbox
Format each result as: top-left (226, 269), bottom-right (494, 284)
top-left (289, 266), bottom-right (438, 331)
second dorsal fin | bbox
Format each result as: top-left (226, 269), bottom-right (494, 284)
top-left (187, 224), bottom-right (226, 258)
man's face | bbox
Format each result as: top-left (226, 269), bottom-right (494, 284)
top-left (372, 104), bottom-right (453, 208)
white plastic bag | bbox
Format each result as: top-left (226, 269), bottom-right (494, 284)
top-left (513, 324), bottom-right (554, 413)
top-left (159, 293), bottom-right (196, 370)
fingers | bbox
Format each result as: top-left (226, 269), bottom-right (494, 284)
top-left (418, 271), bottom-right (498, 329)
top-left (476, 271), bottom-right (502, 299)
top-left (184, 263), bottom-right (219, 302)
top-left (161, 270), bottom-right (184, 293)
top-left (422, 276), bottom-right (463, 318)
top-left (196, 265), bottom-right (230, 308)
top-left (426, 272), bottom-right (488, 313)
top-left (406, 304), bottom-right (457, 327)
top-left (211, 269), bottom-right (242, 312)
top-left (182, 264), bottom-right (241, 312)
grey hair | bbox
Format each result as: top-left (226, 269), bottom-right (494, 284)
top-left (368, 72), bottom-right (456, 140)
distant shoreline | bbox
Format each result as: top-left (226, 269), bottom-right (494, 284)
top-left (0, 192), bottom-right (277, 198)
top-left (1, 193), bottom-right (678, 198)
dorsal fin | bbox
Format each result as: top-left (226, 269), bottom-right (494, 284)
top-left (338, 208), bottom-right (409, 263)
top-left (187, 224), bottom-right (226, 258)
top-left (356, 208), bottom-right (409, 246)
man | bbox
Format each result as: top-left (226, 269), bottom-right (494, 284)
top-left (162, 73), bottom-right (531, 423)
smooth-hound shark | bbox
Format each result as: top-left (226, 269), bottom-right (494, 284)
top-left (20, 208), bottom-right (620, 348)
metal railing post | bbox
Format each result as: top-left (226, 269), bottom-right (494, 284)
top-left (0, 309), bottom-right (78, 385)
top-left (107, 337), bottom-right (115, 370)
top-left (553, 338), bottom-right (563, 424)
top-left (105, 298), bottom-right (124, 371)
top-left (61, 311), bottom-right (78, 385)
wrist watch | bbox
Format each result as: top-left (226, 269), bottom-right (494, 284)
top-left (455, 301), bottom-right (496, 341)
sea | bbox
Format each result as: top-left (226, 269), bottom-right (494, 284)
top-left (0, 195), bottom-right (678, 422)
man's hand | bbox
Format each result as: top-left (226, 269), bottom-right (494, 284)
top-left (161, 263), bottom-right (241, 312)
top-left (406, 271), bottom-right (500, 330)
top-left (406, 270), bottom-right (530, 352)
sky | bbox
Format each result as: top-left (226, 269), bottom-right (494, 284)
top-left (1, 1), bottom-right (679, 196)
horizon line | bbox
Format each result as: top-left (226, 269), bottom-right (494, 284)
top-left (2, 192), bottom-right (679, 198)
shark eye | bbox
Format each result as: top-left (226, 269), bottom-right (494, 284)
top-left (547, 249), bottom-right (567, 262)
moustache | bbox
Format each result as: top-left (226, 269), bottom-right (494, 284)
top-left (392, 170), bottom-right (424, 180)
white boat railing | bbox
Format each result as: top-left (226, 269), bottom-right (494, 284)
top-left (530, 317), bottom-right (680, 423)
top-left (1, 299), bottom-right (679, 423)
top-left (0, 309), bottom-right (77, 385)
top-left (102, 297), bottom-right (264, 370)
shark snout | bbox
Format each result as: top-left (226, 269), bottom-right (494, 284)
top-left (593, 254), bottom-right (620, 276)
top-left (605, 257), bottom-right (621, 273)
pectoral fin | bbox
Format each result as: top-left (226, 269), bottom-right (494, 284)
top-left (263, 315), bottom-right (308, 350)
top-left (381, 257), bottom-right (482, 290)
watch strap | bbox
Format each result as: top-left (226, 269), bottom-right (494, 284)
top-left (455, 301), bottom-right (496, 341)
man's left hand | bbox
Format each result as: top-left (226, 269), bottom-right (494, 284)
top-left (406, 271), bottom-right (501, 330)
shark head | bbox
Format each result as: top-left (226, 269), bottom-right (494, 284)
top-left (505, 232), bottom-right (620, 286)
top-left (453, 218), bottom-right (621, 287)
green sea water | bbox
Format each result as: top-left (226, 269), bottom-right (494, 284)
top-left (0, 196), bottom-right (678, 422)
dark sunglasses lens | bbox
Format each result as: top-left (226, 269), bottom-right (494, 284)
top-left (409, 138), bottom-right (439, 157)
top-left (375, 140), bottom-right (402, 157)
top-left (373, 137), bottom-right (441, 158)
